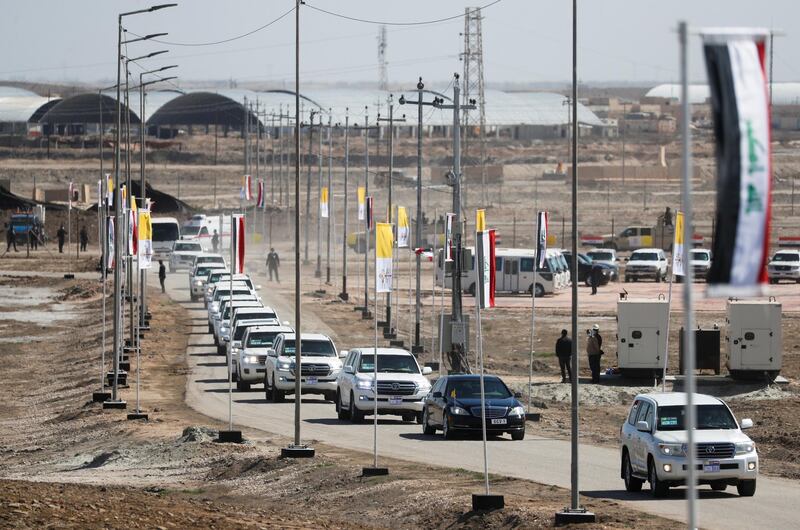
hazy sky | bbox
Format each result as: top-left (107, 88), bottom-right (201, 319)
top-left (1, 0), bottom-right (797, 88)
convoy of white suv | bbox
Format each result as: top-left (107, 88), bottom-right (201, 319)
top-left (624, 248), bottom-right (669, 282)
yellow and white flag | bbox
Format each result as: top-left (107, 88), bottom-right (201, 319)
top-left (138, 208), bottom-right (153, 269)
top-left (397, 206), bottom-right (409, 248)
top-left (476, 209), bottom-right (486, 232)
top-left (106, 174), bottom-right (113, 206)
top-left (320, 186), bottom-right (329, 218)
top-left (672, 211), bottom-right (685, 277)
top-left (375, 222), bottom-right (393, 293)
top-left (357, 186), bottom-right (366, 221)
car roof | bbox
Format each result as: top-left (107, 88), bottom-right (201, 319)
top-left (443, 374), bottom-right (503, 381)
top-left (350, 347), bottom-right (413, 356)
top-left (247, 325), bottom-right (294, 333)
top-left (236, 318), bottom-right (280, 328)
top-left (200, 253), bottom-right (224, 259)
top-left (635, 392), bottom-right (723, 407)
top-left (774, 249), bottom-right (800, 254)
top-left (631, 248), bottom-right (661, 253)
top-left (277, 333), bottom-right (332, 341)
top-left (588, 247), bottom-right (615, 253)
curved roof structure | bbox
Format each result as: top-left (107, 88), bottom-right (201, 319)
top-left (39, 93), bottom-right (140, 125)
top-left (647, 82), bottom-right (800, 106)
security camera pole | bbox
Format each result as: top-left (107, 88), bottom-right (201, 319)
top-left (433, 74), bottom-right (474, 374)
top-left (399, 77), bottom-right (437, 354)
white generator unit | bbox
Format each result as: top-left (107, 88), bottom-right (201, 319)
top-left (726, 299), bottom-right (782, 380)
top-left (616, 298), bottom-right (669, 377)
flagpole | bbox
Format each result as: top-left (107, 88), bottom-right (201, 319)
top-left (663, 234), bottom-right (676, 392)
top-left (679, 20), bottom-right (698, 530)
top-left (529, 216), bottom-right (540, 413)
top-left (228, 213), bottom-right (234, 433)
top-left (431, 213), bottom-right (438, 363)
top-left (475, 238), bottom-right (489, 496)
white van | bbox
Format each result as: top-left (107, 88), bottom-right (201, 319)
top-left (151, 217), bottom-right (181, 261)
top-left (182, 214), bottom-right (231, 252)
top-left (435, 247), bottom-right (559, 297)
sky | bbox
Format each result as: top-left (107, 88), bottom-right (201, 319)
top-left (1, 0), bottom-right (798, 89)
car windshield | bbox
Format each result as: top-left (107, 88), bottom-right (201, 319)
top-left (234, 312), bottom-right (276, 326)
top-left (209, 273), bottom-right (230, 283)
top-left (152, 223), bottom-right (179, 241)
top-left (283, 339), bottom-right (335, 357)
top-left (182, 225), bottom-right (200, 236)
top-left (656, 404), bottom-right (738, 431)
top-left (214, 289), bottom-right (251, 300)
top-left (691, 252), bottom-right (710, 261)
top-left (578, 254), bottom-right (592, 265)
top-left (772, 253), bottom-right (799, 262)
top-left (247, 332), bottom-right (280, 347)
top-left (447, 378), bottom-right (512, 399)
top-left (633, 252), bottom-right (659, 261)
top-left (195, 267), bottom-right (214, 277)
top-left (589, 251), bottom-right (614, 261)
top-left (198, 256), bottom-right (223, 264)
top-left (174, 242), bottom-right (200, 252)
top-left (358, 354), bottom-right (420, 374)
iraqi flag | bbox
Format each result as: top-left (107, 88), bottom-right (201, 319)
top-left (444, 213), bottom-right (455, 262)
top-left (366, 196), bottom-right (374, 231)
top-left (231, 214), bottom-right (245, 273)
top-left (107, 217), bottom-right (115, 270)
top-left (703, 29), bottom-right (771, 297)
top-left (536, 211), bottom-right (548, 269)
top-left (241, 175), bottom-right (252, 201)
top-left (256, 179), bottom-right (265, 208)
top-left (476, 229), bottom-right (496, 309)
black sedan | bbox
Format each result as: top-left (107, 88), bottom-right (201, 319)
top-left (421, 374), bottom-right (526, 440)
top-left (563, 251), bottom-right (617, 285)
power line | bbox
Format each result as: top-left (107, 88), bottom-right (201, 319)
top-left (126, 5), bottom-right (296, 47)
top-left (304, 0), bottom-right (503, 26)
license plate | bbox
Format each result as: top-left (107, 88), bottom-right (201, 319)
top-left (491, 418), bottom-right (507, 425)
top-left (703, 461), bottom-right (720, 473)
top-left (306, 377), bottom-right (317, 385)
top-left (389, 397), bottom-right (403, 405)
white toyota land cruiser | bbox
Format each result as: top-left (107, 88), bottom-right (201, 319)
top-left (264, 333), bottom-right (344, 403)
top-left (620, 392), bottom-right (758, 498)
top-left (335, 347), bottom-right (432, 424)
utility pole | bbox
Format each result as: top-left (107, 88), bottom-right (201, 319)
top-left (270, 112), bottom-right (276, 204)
top-left (399, 78), bottom-right (438, 354)
top-left (326, 110), bottom-right (333, 284)
top-left (376, 96), bottom-right (405, 333)
top-left (315, 112), bottom-right (323, 278)
top-left (303, 110), bottom-right (318, 265)
top-left (433, 74), bottom-right (475, 374)
top-left (339, 109), bottom-right (350, 301)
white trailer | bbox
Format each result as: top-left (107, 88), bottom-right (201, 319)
top-left (725, 299), bottom-right (782, 380)
top-left (616, 297), bottom-right (669, 377)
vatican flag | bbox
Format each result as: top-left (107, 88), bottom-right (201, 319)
top-left (357, 186), bottom-right (366, 221)
top-left (375, 223), bottom-right (393, 293)
top-left (320, 186), bottom-right (329, 218)
top-left (476, 209), bottom-right (486, 232)
top-left (397, 206), bottom-right (409, 248)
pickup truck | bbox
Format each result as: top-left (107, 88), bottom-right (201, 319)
top-left (601, 224), bottom-right (674, 252)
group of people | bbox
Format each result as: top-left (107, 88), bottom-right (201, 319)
top-left (555, 324), bottom-right (604, 384)
top-left (4, 221), bottom-right (88, 254)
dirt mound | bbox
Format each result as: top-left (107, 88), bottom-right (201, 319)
top-left (206, 455), bottom-right (293, 481)
top-left (78, 451), bottom-right (119, 470)
top-left (56, 282), bottom-right (101, 301)
top-left (177, 425), bottom-right (218, 443)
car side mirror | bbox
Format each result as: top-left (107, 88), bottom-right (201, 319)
top-left (339, 350), bottom-right (349, 359)
top-left (514, 392), bottom-right (522, 399)
top-left (422, 366), bottom-right (433, 375)
top-left (344, 366), bottom-right (354, 374)
top-left (256, 284), bottom-right (262, 290)
top-left (432, 391), bottom-right (443, 398)
top-left (625, 257), bottom-right (630, 262)
top-left (740, 418), bottom-right (753, 430)
top-left (266, 348), bottom-right (277, 357)
top-left (636, 420), bottom-right (650, 432)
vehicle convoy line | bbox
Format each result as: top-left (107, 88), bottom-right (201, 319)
top-left (164, 271), bottom-right (798, 530)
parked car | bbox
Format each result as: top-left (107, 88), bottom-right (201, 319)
top-left (422, 374), bottom-right (526, 440)
top-left (169, 240), bottom-right (204, 272)
top-left (586, 248), bottom-right (618, 267)
top-left (619, 392), bottom-right (758, 498)
top-left (683, 248), bottom-right (712, 282)
top-left (624, 248), bottom-right (669, 282)
top-left (767, 249), bottom-right (800, 284)
top-left (235, 324), bottom-right (294, 391)
top-left (264, 333), bottom-right (343, 402)
top-left (336, 347), bottom-right (432, 423)
top-left (563, 251), bottom-right (614, 286)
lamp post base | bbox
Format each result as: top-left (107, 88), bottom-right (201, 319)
top-left (216, 430), bottom-right (243, 444)
top-left (92, 391), bottom-right (111, 403)
top-left (281, 444), bottom-right (315, 458)
top-left (526, 412), bottom-right (541, 422)
top-left (102, 400), bottom-right (127, 410)
top-left (126, 412), bottom-right (149, 421)
top-left (362, 467), bottom-right (389, 477)
top-left (472, 494), bottom-right (504, 511)
top-left (63, 273), bottom-right (75, 279)
top-left (338, 292), bottom-right (349, 301)
top-left (555, 508), bottom-right (596, 526)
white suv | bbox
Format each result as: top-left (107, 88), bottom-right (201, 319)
top-left (189, 264), bottom-right (227, 301)
top-left (620, 392), bottom-right (758, 498)
top-left (264, 333), bottom-right (343, 402)
top-left (169, 240), bottom-right (204, 272)
top-left (336, 348), bottom-right (433, 424)
top-left (235, 324), bottom-right (294, 391)
top-left (767, 249), bottom-right (800, 284)
top-left (625, 248), bottom-right (668, 283)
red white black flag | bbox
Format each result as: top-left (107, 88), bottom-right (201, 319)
top-left (256, 179), bottom-right (264, 208)
top-left (536, 211), bottom-right (548, 269)
top-left (231, 214), bottom-right (245, 273)
top-left (476, 229), bottom-right (496, 309)
top-left (365, 196), bottom-right (374, 231)
top-left (703, 29), bottom-right (771, 296)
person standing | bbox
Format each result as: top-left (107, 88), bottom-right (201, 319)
top-left (5, 223), bottom-right (17, 253)
top-left (590, 263), bottom-right (603, 295)
top-left (79, 226), bottom-right (89, 252)
top-left (555, 329), bottom-right (573, 383)
top-left (56, 224), bottom-right (66, 253)
top-left (30, 224), bottom-right (39, 250)
top-left (266, 247), bottom-right (280, 282)
top-left (158, 260), bottom-right (166, 293)
top-left (586, 323), bottom-right (603, 383)
top-left (211, 229), bottom-right (219, 253)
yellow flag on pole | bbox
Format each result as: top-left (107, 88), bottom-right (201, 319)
top-left (397, 206), bottom-right (409, 248)
top-left (357, 186), bottom-right (366, 220)
top-left (320, 186), bottom-right (329, 218)
top-left (375, 222), bottom-right (393, 293)
top-left (673, 211), bottom-right (685, 277)
top-left (476, 209), bottom-right (486, 232)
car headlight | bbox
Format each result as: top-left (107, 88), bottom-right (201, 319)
top-left (231, 347), bottom-right (241, 355)
top-left (658, 443), bottom-right (687, 457)
top-left (244, 356), bottom-right (258, 364)
top-left (736, 442), bottom-right (756, 455)
top-left (508, 406), bottom-right (525, 417)
top-left (193, 280), bottom-right (203, 286)
top-left (277, 361), bottom-right (292, 371)
top-left (356, 379), bottom-right (374, 390)
top-left (450, 405), bottom-right (470, 416)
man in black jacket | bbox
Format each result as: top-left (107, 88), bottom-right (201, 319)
top-left (555, 329), bottom-right (573, 383)
top-left (158, 260), bottom-right (166, 293)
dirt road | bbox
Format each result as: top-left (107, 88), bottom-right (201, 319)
top-left (167, 268), bottom-right (800, 530)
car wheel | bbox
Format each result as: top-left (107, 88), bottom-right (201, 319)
top-left (271, 376), bottom-right (284, 403)
top-left (264, 376), bottom-right (273, 401)
top-left (442, 414), bottom-right (455, 440)
top-left (656, 271), bottom-right (662, 283)
top-left (511, 429), bottom-right (525, 441)
top-left (535, 283), bottom-right (545, 298)
top-left (623, 451), bottom-right (643, 492)
top-left (337, 391), bottom-right (350, 420)
top-left (737, 479), bottom-right (756, 497)
top-left (710, 481), bottom-right (727, 491)
top-left (648, 458), bottom-right (669, 498)
top-left (624, 276), bottom-right (630, 283)
top-left (769, 278), bottom-right (778, 285)
top-left (208, 324), bottom-right (213, 334)
top-left (467, 283), bottom-right (476, 296)
top-left (349, 392), bottom-right (364, 423)
top-left (416, 411), bottom-right (424, 425)
top-left (422, 409), bottom-right (436, 435)
top-left (402, 412), bottom-right (416, 423)
top-left (236, 379), bottom-right (250, 392)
